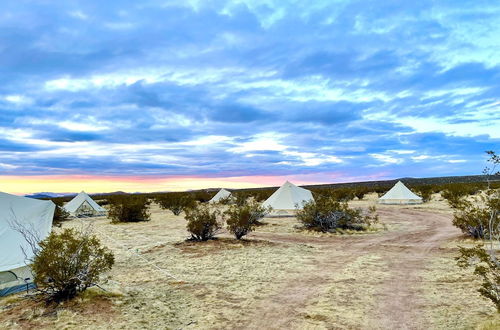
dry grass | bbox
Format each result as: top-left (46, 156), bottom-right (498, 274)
top-left (422, 254), bottom-right (497, 329)
top-left (1, 198), bottom-right (498, 329)
top-left (297, 254), bottom-right (390, 329)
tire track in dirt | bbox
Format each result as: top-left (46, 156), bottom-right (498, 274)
top-left (243, 207), bottom-right (461, 329)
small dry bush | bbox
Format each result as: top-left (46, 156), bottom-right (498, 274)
top-left (31, 228), bottom-right (114, 302)
top-left (191, 190), bottom-right (213, 203)
top-left (353, 187), bottom-right (369, 200)
top-left (108, 195), bottom-right (151, 223)
top-left (216, 195), bottom-right (233, 205)
top-left (456, 151), bottom-right (500, 312)
top-left (185, 204), bottom-right (223, 241)
top-left (252, 189), bottom-right (275, 202)
top-left (457, 244), bottom-right (500, 311)
top-left (233, 191), bottom-right (252, 206)
top-left (155, 193), bottom-right (195, 215)
top-left (51, 199), bottom-right (71, 227)
top-left (414, 185), bottom-right (433, 202)
top-left (452, 193), bottom-right (499, 239)
top-left (297, 197), bottom-right (378, 232)
top-left (224, 201), bottom-right (268, 239)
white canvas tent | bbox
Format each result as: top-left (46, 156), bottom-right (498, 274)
top-left (63, 191), bottom-right (106, 217)
top-left (378, 181), bottom-right (423, 205)
top-left (209, 188), bottom-right (232, 203)
top-left (262, 181), bottom-right (314, 211)
top-left (0, 192), bottom-right (55, 296)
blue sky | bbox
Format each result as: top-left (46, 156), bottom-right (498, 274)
top-left (1, 0), bottom-right (499, 192)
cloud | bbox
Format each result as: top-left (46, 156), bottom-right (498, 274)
top-left (0, 0), bottom-right (499, 190)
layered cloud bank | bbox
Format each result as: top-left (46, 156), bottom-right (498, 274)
top-left (1, 1), bottom-right (499, 193)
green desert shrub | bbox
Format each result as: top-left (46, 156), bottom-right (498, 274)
top-left (455, 151), bottom-right (500, 311)
top-left (225, 201), bottom-right (268, 239)
top-left (442, 185), bottom-right (470, 208)
top-left (296, 197), bottom-right (378, 232)
top-left (221, 195), bottom-right (235, 205)
top-left (191, 190), bottom-right (213, 203)
top-left (414, 185), bottom-right (433, 203)
top-left (451, 193), bottom-right (499, 239)
top-left (331, 188), bottom-right (356, 201)
top-left (31, 228), bottom-right (114, 302)
top-left (233, 191), bottom-right (252, 206)
top-left (185, 204), bottom-right (223, 241)
top-left (96, 199), bottom-right (109, 206)
top-left (353, 187), bottom-right (369, 200)
top-left (457, 244), bottom-right (500, 311)
top-left (51, 199), bottom-right (71, 227)
top-left (155, 193), bottom-right (195, 216)
top-left (108, 195), bottom-right (151, 223)
top-left (252, 189), bottom-right (275, 202)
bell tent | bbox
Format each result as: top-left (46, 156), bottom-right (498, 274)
top-left (262, 181), bottom-right (314, 210)
top-left (63, 191), bottom-right (106, 217)
top-left (0, 192), bottom-right (55, 296)
top-left (209, 188), bottom-right (232, 203)
top-left (378, 181), bottom-right (423, 205)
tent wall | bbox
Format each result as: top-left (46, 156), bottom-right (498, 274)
top-left (0, 192), bottom-right (55, 272)
top-left (262, 181), bottom-right (314, 211)
top-left (0, 266), bottom-right (35, 297)
top-left (209, 189), bottom-right (232, 203)
top-left (379, 199), bottom-right (423, 205)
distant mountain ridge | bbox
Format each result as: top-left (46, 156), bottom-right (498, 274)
top-left (24, 192), bottom-right (75, 199)
top-left (24, 191), bottom-right (128, 199)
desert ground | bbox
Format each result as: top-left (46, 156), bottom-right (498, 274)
top-left (1, 193), bottom-right (499, 329)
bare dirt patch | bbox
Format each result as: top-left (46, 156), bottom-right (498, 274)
top-left (0, 289), bottom-right (118, 329)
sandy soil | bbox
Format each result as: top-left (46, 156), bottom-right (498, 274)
top-left (1, 193), bottom-right (498, 329)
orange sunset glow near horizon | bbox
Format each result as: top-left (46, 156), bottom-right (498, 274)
top-left (1, 173), bottom-right (364, 195)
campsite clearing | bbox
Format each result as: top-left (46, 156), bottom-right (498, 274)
top-left (0, 193), bottom-right (498, 329)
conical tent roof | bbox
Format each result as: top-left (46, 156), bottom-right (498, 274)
top-left (209, 189), bottom-right (232, 203)
top-left (63, 191), bottom-right (105, 214)
top-left (0, 192), bottom-right (55, 272)
top-left (378, 181), bottom-right (423, 204)
top-left (262, 181), bottom-right (314, 210)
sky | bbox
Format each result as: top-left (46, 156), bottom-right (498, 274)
top-left (1, 0), bottom-right (499, 194)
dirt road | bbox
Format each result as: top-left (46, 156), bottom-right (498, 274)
top-left (245, 206), bottom-right (462, 329)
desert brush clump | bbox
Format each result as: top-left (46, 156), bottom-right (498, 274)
top-left (296, 197), bottom-right (378, 232)
top-left (191, 190), bottom-right (213, 203)
top-left (451, 193), bottom-right (499, 239)
top-left (185, 204), bottom-right (223, 241)
top-left (224, 201), bottom-right (268, 239)
top-left (353, 187), bottom-right (370, 200)
top-left (155, 192), bottom-right (196, 215)
top-left (108, 195), bottom-right (151, 223)
top-left (51, 199), bottom-right (71, 227)
top-left (413, 185), bottom-right (433, 202)
top-left (456, 151), bottom-right (500, 311)
top-left (457, 244), bottom-right (500, 312)
top-left (30, 228), bottom-right (114, 302)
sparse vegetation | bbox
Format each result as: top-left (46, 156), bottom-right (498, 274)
top-left (30, 228), bottom-right (114, 302)
top-left (414, 185), bottom-right (433, 202)
top-left (108, 195), bottom-right (151, 223)
top-left (296, 197), bottom-right (378, 232)
top-left (456, 151), bottom-right (500, 311)
top-left (155, 193), bottom-right (196, 215)
top-left (225, 201), bottom-right (268, 239)
top-left (457, 244), bottom-right (500, 311)
top-left (185, 204), bottom-right (223, 241)
top-left (233, 191), bottom-right (251, 206)
top-left (51, 199), bottom-right (71, 227)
